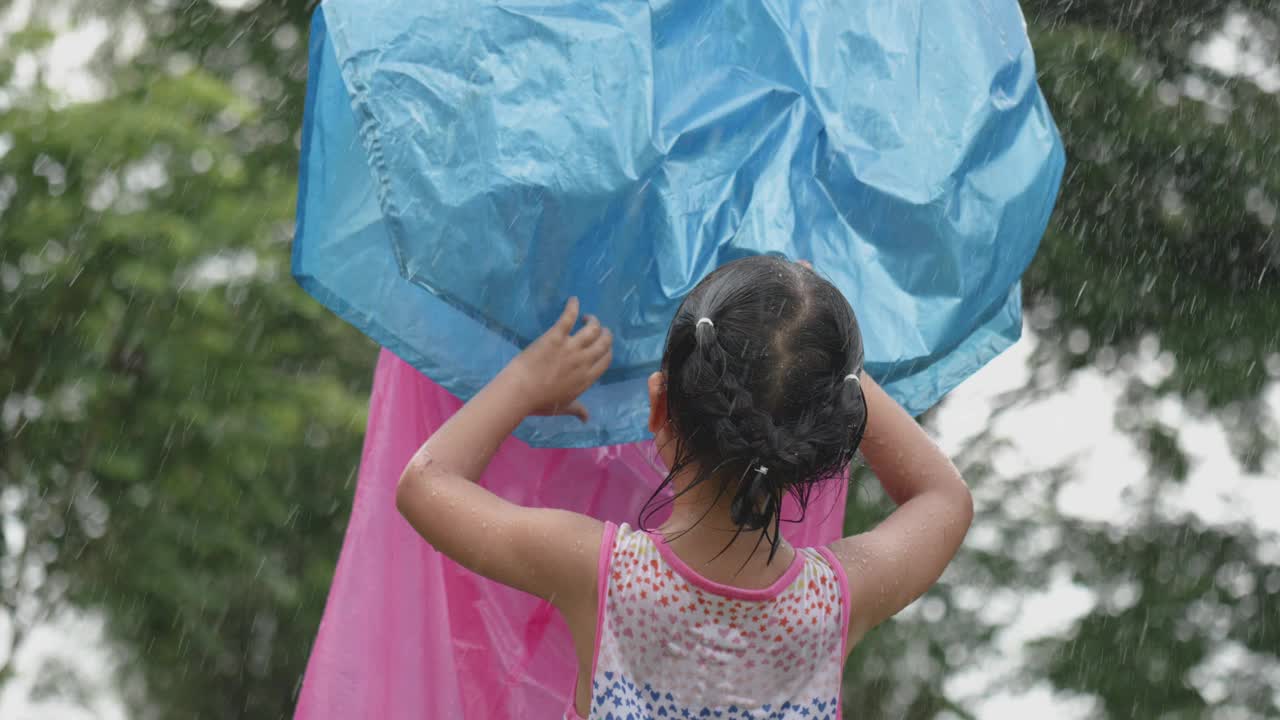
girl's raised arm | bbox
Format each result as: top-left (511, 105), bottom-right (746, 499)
top-left (829, 373), bottom-right (974, 647)
top-left (395, 298), bottom-right (613, 611)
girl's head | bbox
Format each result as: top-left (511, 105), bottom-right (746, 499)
top-left (643, 255), bottom-right (868, 558)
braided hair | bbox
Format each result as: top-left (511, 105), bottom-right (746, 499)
top-left (640, 255), bottom-right (869, 563)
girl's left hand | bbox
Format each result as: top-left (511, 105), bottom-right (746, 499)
top-left (505, 297), bottom-right (613, 423)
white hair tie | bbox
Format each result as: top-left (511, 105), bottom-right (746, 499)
top-left (845, 373), bottom-right (860, 385)
top-left (696, 317), bottom-right (714, 329)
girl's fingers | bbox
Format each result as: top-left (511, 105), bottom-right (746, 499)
top-left (571, 314), bottom-right (602, 347)
top-left (553, 297), bottom-right (581, 337)
top-left (586, 345), bottom-right (613, 379)
top-left (590, 328), bottom-right (613, 360)
top-left (577, 328), bottom-right (611, 368)
top-left (565, 401), bottom-right (589, 423)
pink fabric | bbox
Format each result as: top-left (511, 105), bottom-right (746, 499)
top-left (294, 350), bottom-right (848, 720)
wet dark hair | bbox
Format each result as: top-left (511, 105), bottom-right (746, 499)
top-left (640, 255), bottom-right (869, 562)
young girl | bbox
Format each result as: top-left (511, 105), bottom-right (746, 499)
top-left (396, 256), bottom-right (973, 719)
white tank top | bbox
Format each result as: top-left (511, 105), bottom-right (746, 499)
top-left (566, 522), bottom-right (850, 720)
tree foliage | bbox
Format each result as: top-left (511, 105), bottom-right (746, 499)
top-left (1, 4), bottom-right (371, 716)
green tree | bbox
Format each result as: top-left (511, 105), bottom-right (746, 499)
top-left (0, 7), bottom-right (373, 717)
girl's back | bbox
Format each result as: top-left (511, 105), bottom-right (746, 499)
top-left (571, 524), bottom-right (847, 720)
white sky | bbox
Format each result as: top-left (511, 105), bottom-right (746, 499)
top-left (1, 4), bottom-right (1278, 719)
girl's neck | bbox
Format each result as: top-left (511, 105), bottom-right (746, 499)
top-left (654, 469), bottom-right (797, 585)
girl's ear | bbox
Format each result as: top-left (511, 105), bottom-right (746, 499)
top-left (647, 371), bottom-right (668, 435)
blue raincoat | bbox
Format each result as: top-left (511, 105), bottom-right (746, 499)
top-left (294, 0), bottom-right (1064, 447)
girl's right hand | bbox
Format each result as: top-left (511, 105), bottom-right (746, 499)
top-left (505, 297), bottom-right (614, 423)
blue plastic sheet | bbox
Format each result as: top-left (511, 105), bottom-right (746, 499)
top-left (294, 0), bottom-right (1064, 448)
